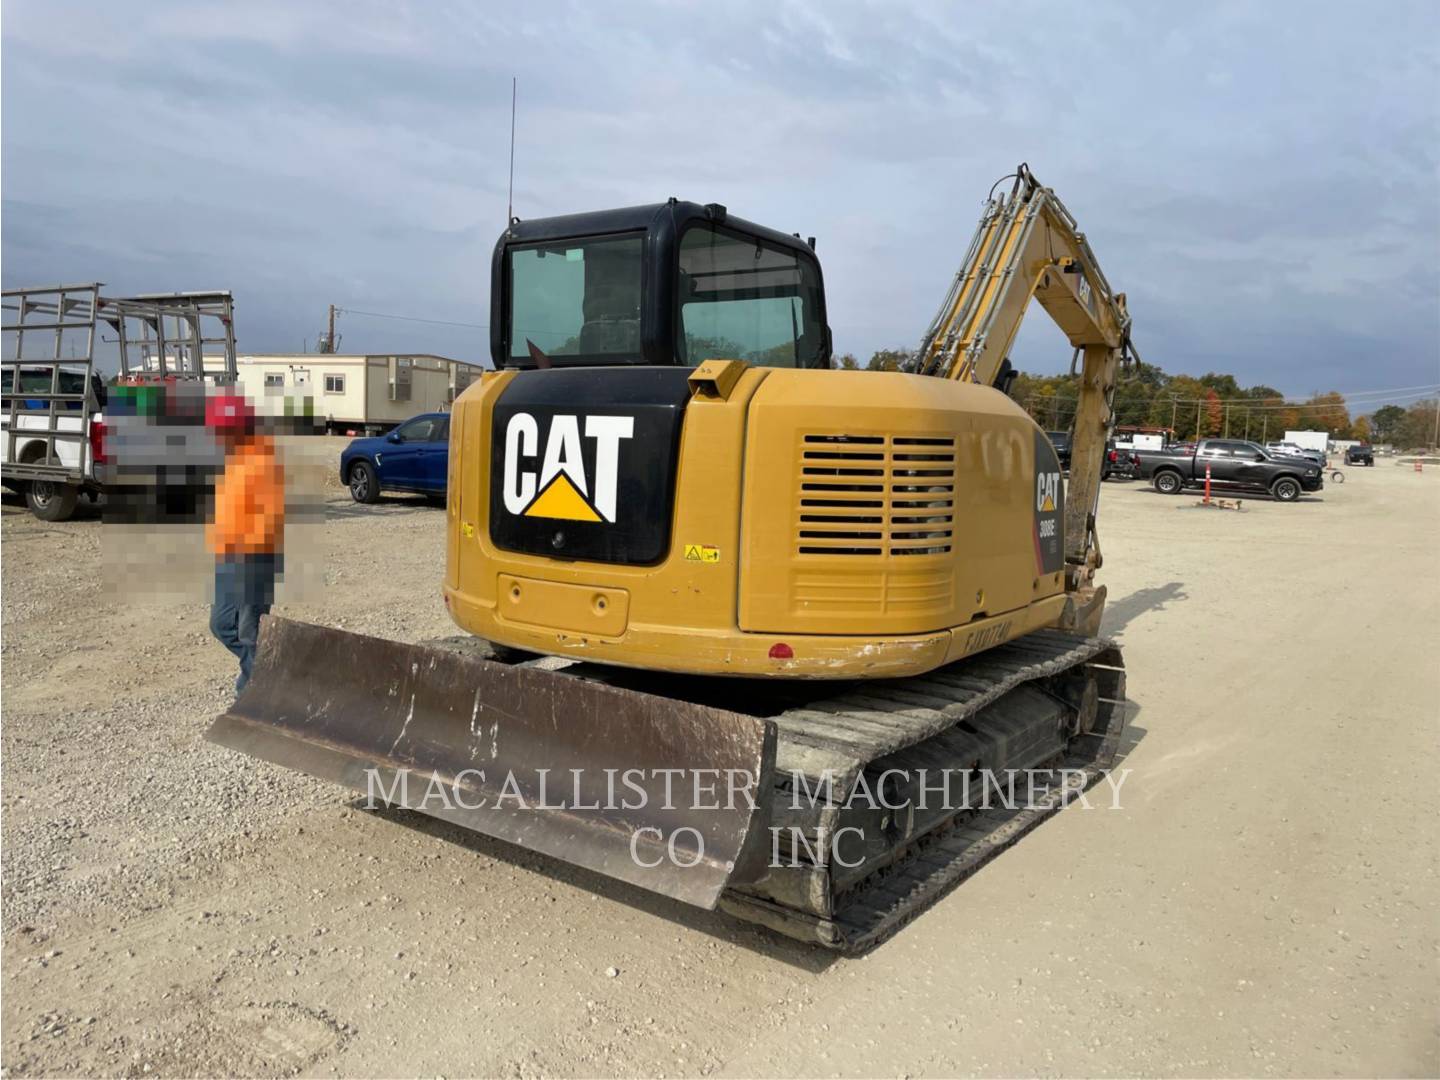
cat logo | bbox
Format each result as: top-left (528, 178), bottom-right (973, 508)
top-left (501, 412), bottom-right (634, 523)
top-left (1036, 471), bottom-right (1060, 514)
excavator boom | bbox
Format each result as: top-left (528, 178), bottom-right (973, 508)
top-left (918, 165), bottom-right (1140, 605)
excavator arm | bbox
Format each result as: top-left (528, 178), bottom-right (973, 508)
top-left (917, 165), bottom-right (1140, 623)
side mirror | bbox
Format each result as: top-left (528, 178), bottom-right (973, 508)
top-left (387, 431), bottom-right (403, 443)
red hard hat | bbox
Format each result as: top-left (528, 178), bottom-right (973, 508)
top-left (205, 393), bottom-right (254, 431)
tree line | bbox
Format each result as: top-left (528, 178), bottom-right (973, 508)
top-left (833, 349), bottom-right (1438, 447)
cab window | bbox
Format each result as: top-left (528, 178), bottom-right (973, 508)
top-left (677, 224), bottom-right (825, 368)
top-left (395, 416), bottom-right (438, 441)
top-left (508, 233), bottom-right (643, 364)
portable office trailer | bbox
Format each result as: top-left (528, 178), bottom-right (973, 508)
top-left (230, 354), bottom-right (484, 434)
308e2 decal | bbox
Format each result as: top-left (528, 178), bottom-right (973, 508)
top-left (1032, 428), bottom-right (1065, 575)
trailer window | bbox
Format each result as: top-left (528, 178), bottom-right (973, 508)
top-left (677, 224), bottom-right (825, 368)
top-left (264, 373), bottom-right (284, 388)
top-left (508, 233), bottom-right (643, 365)
top-left (324, 374), bottom-right (346, 394)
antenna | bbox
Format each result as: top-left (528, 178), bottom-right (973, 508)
top-left (507, 76), bottom-right (517, 224)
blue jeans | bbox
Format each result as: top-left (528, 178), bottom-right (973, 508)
top-left (210, 554), bottom-right (281, 693)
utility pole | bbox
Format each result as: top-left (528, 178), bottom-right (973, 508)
top-left (1224, 404), bottom-right (1231, 437)
top-left (1196, 399), bottom-right (1203, 439)
top-left (325, 305), bottom-right (337, 354)
top-left (1432, 396), bottom-right (1439, 450)
top-left (1262, 415), bottom-right (1268, 443)
top-left (1170, 397), bottom-right (1178, 435)
top-left (1244, 410), bottom-right (1251, 440)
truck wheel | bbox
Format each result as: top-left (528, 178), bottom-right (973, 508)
top-left (348, 460), bottom-right (380, 504)
top-left (1271, 477), bottom-right (1301, 502)
top-left (26, 480), bottom-right (80, 522)
top-left (1153, 470), bottom-right (1183, 495)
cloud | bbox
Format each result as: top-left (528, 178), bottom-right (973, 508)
top-left (2, 0), bottom-right (1436, 395)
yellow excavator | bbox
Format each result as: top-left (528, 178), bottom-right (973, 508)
top-left (211, 165), bottom-right (1135, 950)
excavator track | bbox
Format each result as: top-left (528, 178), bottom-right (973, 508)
top-left (726, 632), bottom-right (1126, 951)
top-left (486, 630), bottom-right (1127, 953)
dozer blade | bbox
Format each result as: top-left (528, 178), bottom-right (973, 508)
top-left (206, 616), bottom-right (776, 910)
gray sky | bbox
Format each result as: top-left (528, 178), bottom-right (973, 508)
top-left (3, 0), bottom-right (1437, 403)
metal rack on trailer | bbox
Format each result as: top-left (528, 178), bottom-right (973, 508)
top-left (2, 284), bottom-right (237, 521)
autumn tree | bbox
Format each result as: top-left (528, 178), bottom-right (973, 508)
top-left (1203, 389), bottom-right (1223, 436)
top-left (1397, 399), bottom-right (1439, 450)
top-left (1297, 392), bottom-right (1350, 436)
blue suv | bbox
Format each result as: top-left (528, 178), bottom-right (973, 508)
top-left (341, 412), bottom-right (449, 503)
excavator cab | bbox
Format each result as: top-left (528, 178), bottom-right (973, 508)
top-left (491, 201), bottom-right (830, 370)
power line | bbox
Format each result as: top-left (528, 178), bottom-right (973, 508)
top-left (338, 307), bottom-right (489, 330)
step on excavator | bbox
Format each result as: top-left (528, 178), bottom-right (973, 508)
top-left (210, 165), bottom-right (1137, 950)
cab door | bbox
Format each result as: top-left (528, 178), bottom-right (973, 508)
top-left (1196, 442), bottom-right (1238, 484)
top-left (380, 415), bottom-right (437, 488)
top-left (1229, 443), bottom-right (1272, 487)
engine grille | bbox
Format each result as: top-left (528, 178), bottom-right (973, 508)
top-left (796, 433), bottom-right (956, 557)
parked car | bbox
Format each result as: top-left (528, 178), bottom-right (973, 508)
top-left (1138, 438), bottom-right (1322, 501)
top-left (340, 412), bottom-right (450, 503)
top-left (1345, 444), bottom-right (1374, 466)
top-left (1103, 442), bottom-right (1141, 480)
top-left (1045, 430), bottom-right (1072, 471)
top-left (1266, 440), bottom-right (1326, 467)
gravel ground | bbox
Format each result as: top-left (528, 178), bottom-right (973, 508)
top-left (2, 449), bottom-right (1436, 1076)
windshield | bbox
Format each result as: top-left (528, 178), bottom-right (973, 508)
top-left (9, 366), bottom-right (98, 408)
top-left (507, 233), bottom-right (643, 365)
top-left (677, 224), bottom-right (825, 368)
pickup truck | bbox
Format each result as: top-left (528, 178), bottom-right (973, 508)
top-left (1045, 430), bottom-right (1072, 472)
top-left (1, 366), bottom-right (109, 520)
top-left (1266, 440), bottom-right (1326, 468)
top-left (1139, 438), bottom-right (1323, 502)
top-left (1345, 444), bottom-right (1374, 466)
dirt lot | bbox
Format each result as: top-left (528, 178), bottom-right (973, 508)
top-left (3, 449), bottom-right (1437, 1077)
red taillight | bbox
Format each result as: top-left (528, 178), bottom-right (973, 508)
top-left (89, 419), bottom-right (107, 465)
top-left (1107, 450), bottom-right (1118, 463)
top-left (768, 643), bottom-right (794, 660)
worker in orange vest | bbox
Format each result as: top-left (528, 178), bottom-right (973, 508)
top-left (205, 393), bottom-right (284, 693)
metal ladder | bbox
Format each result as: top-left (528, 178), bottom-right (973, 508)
top-left (1, 283), bottom-right (102, 483)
